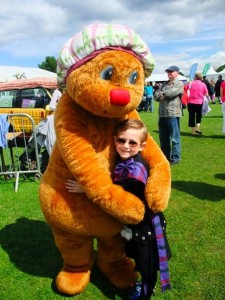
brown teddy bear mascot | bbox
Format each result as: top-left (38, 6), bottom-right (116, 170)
top-left (39, 23), bottom-right (171, 296)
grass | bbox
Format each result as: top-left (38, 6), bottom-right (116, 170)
top-left (0, 102), bottom-right (225, 300)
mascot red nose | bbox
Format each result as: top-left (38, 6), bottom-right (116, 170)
top-left (110, 89), bottom-right (130, 106)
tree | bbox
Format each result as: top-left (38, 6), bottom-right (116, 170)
top-left (13, 73), bottom-right (26, 79)
top-left (38, 56), bottom-right (57, 73)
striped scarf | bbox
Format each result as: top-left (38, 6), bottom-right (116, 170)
top-left (152, 214), bottom-right (171, 292)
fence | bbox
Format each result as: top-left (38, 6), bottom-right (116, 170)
top-left (0, 108), bottom-right (46, 135)
top-left (0, 113), bottom-right (42, 191)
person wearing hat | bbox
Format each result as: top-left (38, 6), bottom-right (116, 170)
top-left (154, 66), bottom-right (184, 165)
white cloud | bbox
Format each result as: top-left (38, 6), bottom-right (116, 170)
top-left (0, 0), bottom-right (224, 72)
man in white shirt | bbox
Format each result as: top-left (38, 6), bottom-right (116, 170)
top-left (49, 85), bottom-right (63, 111)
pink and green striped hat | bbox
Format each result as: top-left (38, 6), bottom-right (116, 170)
top-left (57, 23), bottom-right (155, 84)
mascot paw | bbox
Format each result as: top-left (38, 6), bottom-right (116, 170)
top-left (100, 257), bottom-right (138, 289)
top-left (55, 269), bottom-right (90, 295)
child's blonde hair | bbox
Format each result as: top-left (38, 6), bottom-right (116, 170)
top-left (115, 119), bottom-right (148, 143)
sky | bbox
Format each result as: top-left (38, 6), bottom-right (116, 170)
top-left (0, 0), bottom-right (225, 76)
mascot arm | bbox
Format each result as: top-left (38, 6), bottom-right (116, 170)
top-left (142, 134), bottom-right (171, 212)
top-left (54, 98), bottom-right (144, 225)
top-left (128, 110), bottom-right (171, 213)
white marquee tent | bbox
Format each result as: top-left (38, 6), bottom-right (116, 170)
top-left (218, 69), bottom-right (225, 79)
top-left (146, 73), bottom-right (187, 82)
top-left (0, 66), bottom-right (56, 82)
top-left (205, 66), bottom-right (219, 81)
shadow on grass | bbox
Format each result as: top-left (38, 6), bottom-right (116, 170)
top-left (203, 115), bottom-right (223, 118)
top-left (152, 129), bottom-right (225, 139)
top-left (215, 173), bottom-right (225, 180)
top-left (90, 262), bottom-right (129, 300)
top-left (0, 217), bottom-right (62, 278)
top-left (172, 181), bottom-right (225, 201)
top-left (0, 217), bottom-right (128, 299)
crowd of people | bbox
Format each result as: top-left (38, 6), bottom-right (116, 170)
top-left (51, 68), bottom-right (224, 168)
top-left (137, 67), bottom-right (224, 166)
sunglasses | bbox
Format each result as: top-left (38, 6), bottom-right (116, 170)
top-left (116, 137), bottom-right (138, 147)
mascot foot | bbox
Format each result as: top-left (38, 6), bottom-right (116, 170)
top-left (55, 269), bottom-right (90, 295)
top-left (100, 257), bottom-right (138, 289)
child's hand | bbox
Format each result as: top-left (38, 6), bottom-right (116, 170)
top-left (65, 179), bottom-right (85, 193)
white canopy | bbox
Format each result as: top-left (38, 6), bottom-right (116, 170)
top-left (206, 66), bottom-right (218, 75)
top-left (218, 69), bottom-right (225, 78)
top-left (205, 66), bottom-right (219, 81)
top-left (0, 66), bottom-right (56, 82)
top-left (146, 73), bottom-right (187, 82)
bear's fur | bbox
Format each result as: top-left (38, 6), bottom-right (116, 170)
top-left (39, 35), bottom-right (171, 296)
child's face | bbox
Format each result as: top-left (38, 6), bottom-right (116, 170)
top-left (114, 128), bottom-right (146, 160)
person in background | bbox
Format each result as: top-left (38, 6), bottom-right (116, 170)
top-left (49, 84), bottom-right (64, 111)
top-left (220, 80), bottom-right (225, 133)
top-left (66, 119), bottom-right (172, 300)
top-left (144, 81), bottom-right (154, 112)
top-left (137, 87), bottom-right (147, 112)
top-left (209, 78), bottom-right (216, 104)
top-left (154, 65), bottom-right (184, 165)
top-left (203, 76), bottom-right (215, 104)
top-left (215, 75), bottom-right (223, 104)
top-left (187, 73), bottom-right (208, 135)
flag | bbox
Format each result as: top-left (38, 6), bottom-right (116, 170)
top-left (202, 63), bottom-right (210, 76)
top-left (189, 63), bottom-right (198, 81)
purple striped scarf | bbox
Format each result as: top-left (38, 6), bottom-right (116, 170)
top-left (152, 214), bottom-right (171, 292)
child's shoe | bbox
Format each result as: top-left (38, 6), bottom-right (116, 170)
top-left (128, 281), bottom-right (142, 300)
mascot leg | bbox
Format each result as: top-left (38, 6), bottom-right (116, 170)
top-left (52, 230), bottom-right (94, 295)
top-left (97, 234), bottom-right (138, 289)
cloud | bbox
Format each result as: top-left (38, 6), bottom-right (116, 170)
top-left (0, 0), bottom-right (67, 45)
top-left (0, 0), bottom-right (224, 74)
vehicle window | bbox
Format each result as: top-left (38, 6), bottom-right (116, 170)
top-left (21, 88), bottom-right (51, 108)
top-left (36, 88), bottom-right (51, 108)
top-left (21, 88), bottom-right (36, 108)
top-left (0, 90), bottom-right (17, 107)
top-left (0, 87), bottom-right (52, 108)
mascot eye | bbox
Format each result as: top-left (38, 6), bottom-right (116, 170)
top-left (129, 71), bottom-right (138, 85)
top-left (100, 66), bottom-right (113, 80)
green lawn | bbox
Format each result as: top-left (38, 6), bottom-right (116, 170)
top-left (0, 102), bottom-right (225, 300)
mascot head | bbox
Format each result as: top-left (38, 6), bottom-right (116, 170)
top-left (57, 24), bottom-right (155, 118)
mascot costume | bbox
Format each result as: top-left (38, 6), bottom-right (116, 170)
top-left (39, 23), bottom-right (171, 295)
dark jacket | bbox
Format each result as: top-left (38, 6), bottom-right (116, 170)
top-left (215, 79), bottom-right (224, 97)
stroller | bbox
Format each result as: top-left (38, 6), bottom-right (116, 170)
top-left (137, 95), bottom-right (146, 112)
top-left (19, 114), bottom-right (55, 175)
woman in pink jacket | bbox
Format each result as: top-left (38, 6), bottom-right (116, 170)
top-left (187, 73), bottom-right (208, 134)
top-left (220, 80), bottom-right (225, 133)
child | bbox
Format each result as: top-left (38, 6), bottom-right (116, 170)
top-left (65, 119), bottom-right (171, 300)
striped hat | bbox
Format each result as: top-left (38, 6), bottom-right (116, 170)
top-left (57, 23), bottom-right (155, 84)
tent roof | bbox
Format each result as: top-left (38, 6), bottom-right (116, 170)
top-left (146, 73), bottom-right (187, 82)
top-left (218, 69), bottom-right (225, 75)
top-left (0, 77), bottom-right (57, 91)
top-left (0, 66), bottom-right (56, 82)
top-left (206, 66), bottom-right (218, 75)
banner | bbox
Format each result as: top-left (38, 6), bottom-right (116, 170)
top-left (202, 63), bottom-right (211, 76)
top-left (189, 63), bottom-right (198, 81)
